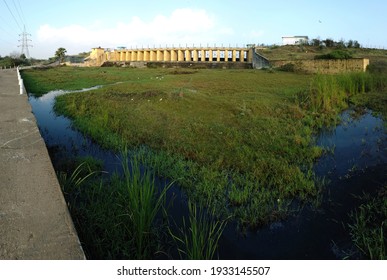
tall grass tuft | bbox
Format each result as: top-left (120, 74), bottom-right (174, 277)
top-left (296, 72), bottom-right (385, 128)
top-left (58, 161), bottom-right (100, 200)
top-left (58, 153), bottom-right (171, 259)
top-left (348, 189), bottom-right (386, 260)
top-left (169, 201), bottom-right (228, 260)
top-left (120, 148), bottom-right (170, 259)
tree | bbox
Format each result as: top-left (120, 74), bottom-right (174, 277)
top-left (336, 39), bottom-right (346, 49)
top-left (311, 38), bottom-right (321, 47)
top-left (323, 38), bottom-right (335, 48)
top-left (55, 47), bottom-right (67, 63)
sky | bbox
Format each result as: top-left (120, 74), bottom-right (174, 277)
top-left (0, 0), bottom-right (386, 59)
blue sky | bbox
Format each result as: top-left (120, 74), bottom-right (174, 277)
top-left (0, 0), bottom-right (386, 58)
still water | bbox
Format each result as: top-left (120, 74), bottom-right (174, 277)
top-left (220, 110), bottom-right (386, 259)
top-left (29, 89), bottom-right (387, 259)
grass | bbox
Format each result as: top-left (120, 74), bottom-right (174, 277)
top-left (58, 154), bottom-right (170, 259)
top-left (22, 66), bottom-right (387, 231)
top-left (169, 201), bottom-right (228, 260)
top-left (259, 45), bottom-right (387, 62)
top-left (22, 66), bottom-right (159, 97)
top-left (47, 68), bottom-right (321, 227)
top-left (349, 66), bottom-right (387, 122)
top-left (348, 187), bottom-right (387, 260)
top-left (58, 155), bottom-right (228, 259)
top-left (120, 148), bottom-right (171, 259)
top-left (295, 71), bottom-right (386, 128)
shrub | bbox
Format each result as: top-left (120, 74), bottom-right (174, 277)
top-left (315, 50), bottom-right (353, 60)
top-left (278, 63), bottom-right (295, 72)
top-left (367, 60), bottom-right (387, 74)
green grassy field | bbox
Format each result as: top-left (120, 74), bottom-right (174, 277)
top-left (259, 45), bottom-right (387, 63)
top-left (22, 66), bottom-right (386, 229)
top-left (28, 67), bottom-right (322, 226)
top-left (21, 63), bottom-right (387, 259)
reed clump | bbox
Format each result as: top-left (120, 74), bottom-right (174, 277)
top-left (349, 187), bottom-right (387, 260)
top-left (296, 72), bottom-right (386, 128)
top-left (169, 201), bottom-right (228, 260)
top-left (59, 154), bottom-right (170, 259)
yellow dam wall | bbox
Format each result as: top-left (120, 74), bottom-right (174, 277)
top-left (85, 47), bottom-right (369, 74)
top-left (86, 46), bottom-right (254, 67)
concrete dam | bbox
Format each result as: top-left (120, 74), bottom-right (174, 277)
top-left (85, 46), bottom-right (269, 69)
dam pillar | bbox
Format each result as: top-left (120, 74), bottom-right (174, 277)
top-left (137, 50), bottom-right (144, 61)
top-left (150, 50), bottom-right (156, 61)
top-left (156, 50), bottom-right (163, 61)
top-left (178, 49), bottom-right (184, 62)
top-left (164, 50), bottom-right (171, 61)
top-left (185, 49), bottom-right (191, 61)
top-left (200, 50), bottom-right (206, 61)
top-left (193, 49), bottom-right (198, 62)
top-left (208, 50), bottom-right (213, 61)
top-left (144, 50), bottom-right (150, 61)
top-left (232, 50), bottom-right (237, 62)
top-left (240, 50), bottom-right (245, 62)
top-left (216, 50), bottom-right (221, 62)
top-left (171, 49), bottom-right (177, 61)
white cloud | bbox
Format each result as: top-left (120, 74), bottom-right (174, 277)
top-left (36, 8), bottom-right (230, 57)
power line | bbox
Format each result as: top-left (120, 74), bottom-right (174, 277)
top-left (2, 0), bottom-right (22, 31)
top-left (0, 16), bottom-right (19, 39)
top-left (0, 8), bottom-right (20, 35)
top-left (12, 0), bottom-right (25, 27)
top-left (16, 0), bottom-right (27, 26)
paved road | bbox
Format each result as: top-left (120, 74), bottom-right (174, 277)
top-left (0, 69), bottom-right (85, 259)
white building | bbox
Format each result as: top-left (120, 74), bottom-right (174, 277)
top-left (282, 36), bottom-right (309, 45)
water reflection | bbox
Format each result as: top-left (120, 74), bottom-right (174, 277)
top-left (29, 88), bottom-right (120, 173)
top-left (219, 109), bottom-right (386, 259)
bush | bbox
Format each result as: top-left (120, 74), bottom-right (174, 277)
top-left (367, 60), bottom-right (387, 74)
top-left (278, 63), bottom-right (295, 72)
top-left (315, 50), bottom-right (353, 60)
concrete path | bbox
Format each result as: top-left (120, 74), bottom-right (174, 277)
top-left (0, 69), bottom-right (85, 259)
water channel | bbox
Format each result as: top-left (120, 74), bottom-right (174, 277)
top-left (28, 88), bottom-right (387, 259)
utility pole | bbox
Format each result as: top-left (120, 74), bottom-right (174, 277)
top-left (18, 25), bottom-right (32, 58)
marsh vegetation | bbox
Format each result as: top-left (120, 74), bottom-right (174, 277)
top-left (22, 63), bottom-right (386, 259)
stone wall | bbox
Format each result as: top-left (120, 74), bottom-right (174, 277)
top-left (271, 58), bottom-right (369, 74)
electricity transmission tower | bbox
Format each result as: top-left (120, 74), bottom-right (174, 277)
top-left (18, 25), bottom-right (32, 58)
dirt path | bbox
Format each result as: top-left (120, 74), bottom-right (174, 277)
top-left (0, 69), bottom-right (85, 259)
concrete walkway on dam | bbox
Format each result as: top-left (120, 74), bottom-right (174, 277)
top-left (0, 69), bottom-right (85, 259)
